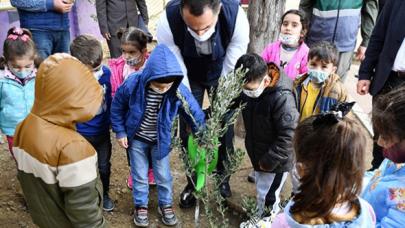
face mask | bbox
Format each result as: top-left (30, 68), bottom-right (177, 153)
top-left (93, 67), bottom-right (103, 80)
top-left (9, 67), bottom-right (33, 79)
top-left (151, 82), bottom-right (173, 94)
top-left (243, 77), bottom-right (269, 98)
top-left (279, 33), bottom-right (300, 47)
top-left (308, 69), bottom-right (329, 84)
top-left (187, 25), bottom-right (216, 42)
top-left (383, 142), bottom-right (405, 163)
top-left (126, 57), bottom-right (141, 67)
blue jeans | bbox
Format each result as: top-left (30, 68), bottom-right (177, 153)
top-left (31, 30), bottom-right (70, 59)
top-left (129, 140), bottom-right (173, 207)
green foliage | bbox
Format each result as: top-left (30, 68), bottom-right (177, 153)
top-left (172, 67), bottom-right (248, 227)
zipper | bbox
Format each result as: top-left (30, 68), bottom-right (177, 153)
top-left (332, 0), bottom-right (342, 43)
top-left (156, 95), bottom-right (167, 158)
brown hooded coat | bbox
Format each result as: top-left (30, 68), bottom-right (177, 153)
top-left (13, 54), bottom-right (106, 228)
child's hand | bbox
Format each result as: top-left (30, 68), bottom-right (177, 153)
top-left (54, 0), bottom-right (73, 13)
top-left (117, 137), bottom-right (128, 149)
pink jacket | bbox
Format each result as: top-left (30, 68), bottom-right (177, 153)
top-left (261, 41), bottom-right (309, 80)
top-left (108, 55), bottom-right (149, 97)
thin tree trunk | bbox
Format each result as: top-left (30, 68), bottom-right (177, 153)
top-left (235, 0), bottom-right (286, 138)
top-left (247, 0), bottom-right (286, 53)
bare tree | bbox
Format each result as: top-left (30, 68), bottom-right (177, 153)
top-left (247, 0), bottom-right (286, 53)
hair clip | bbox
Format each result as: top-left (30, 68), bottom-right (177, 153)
top-left (7, 34), bottom-right (29, 42)
top-left (313, 102), bottom-right (355, 128)
top-left (7, 34), bottom-right (18, 40)
top-left (20, 34), bottom-right (29, 42)
top-left (13, 27), bottom-right (24, 35)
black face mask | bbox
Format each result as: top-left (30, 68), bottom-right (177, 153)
top-left (383, 142), bottom-right (405, 163)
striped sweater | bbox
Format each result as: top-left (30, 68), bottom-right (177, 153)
top-left (135, 88), bottom-right (164, 143)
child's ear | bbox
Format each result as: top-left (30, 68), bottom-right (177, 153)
top-left (267, 62), bottom-right (280, 87)
top-left (142, 48), bottom-right (148, 54)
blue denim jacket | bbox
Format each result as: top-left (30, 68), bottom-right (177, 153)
top-left (11, 0), bottom-right (69, 31)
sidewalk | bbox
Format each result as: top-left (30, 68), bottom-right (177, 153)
top-left (344, 62), bottom-right (373, 136)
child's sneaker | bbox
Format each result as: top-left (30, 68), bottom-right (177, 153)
top-left (148, 168), bottom-right (156, 186)
top-left (126, 172), bottom-right (133, 190)
top-left (133, 207), bottom-right (149, 227)
top-left (239, 216), bottom-right (272, 228)
top-left (158, 205), bottom-right (178, 226)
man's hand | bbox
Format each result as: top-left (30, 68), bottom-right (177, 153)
top-left (117, 137), bottom-right (128, 149)
top-left (54, 0), bottom-right (73, 14)
top-left (357, 80), bottom-right (371, 95)
top-left (356, 46), bottom-right (367, 61)
top-left (103, 32), bottom-right (112, 41)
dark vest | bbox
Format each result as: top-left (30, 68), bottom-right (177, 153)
top-left (166, 0), bottom-right (239, 86)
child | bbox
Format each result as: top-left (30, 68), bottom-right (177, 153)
top-left (362, 86), bottom-right (405, 227)
top-left (294, 41), bottom-right (347, 122)
top-left (272, 104), bottom-right (376, 227)
top-left (95, 0), bottom-right (150, 58)
top-left (13, 53), bottom-right (106, 227)
top-left (108, 26), bottom-right (154, 189)
top-left (70, 35), bottom-right (114, 212)
top-left (0, 27), bottom-right (37, 160)
top-left (236, 54), bottom-right (299, 225)
top-left (109, 27), bottom-right (150, 97)
top-left (262, 9), bottom-right (309, 80)
top-left (111, 44), bottom-right (204, 227)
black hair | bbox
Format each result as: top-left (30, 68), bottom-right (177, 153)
top-left (181, 0), bottom-right (221, 16)
top-left (235, 53), bottom-right (267, 83)
top-left (373, 85), bottom-right (405, 141)
top-left (281, 9), bottom-right (309, 42)
top-left (152, 76), bottom-right (179, 84)
top-left (0, 27), bottom-right (37, 69)
top-left (70, 35), bottom-right (103, 68)
top-left (308, 41), bottom-right (339, 65)
top-left (117, 27), bottom-right (149, 51)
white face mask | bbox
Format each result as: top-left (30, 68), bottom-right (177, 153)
top-left (93, 67), bottom-right (104, 80)
top-left (243, 76), bottom-right (269, 98)
top-left (187, 25), bottom-right (216, 42)
top-left (279, 33), bottom-right (300, 47)
top-left (151, 82), bottom-right (174, 94)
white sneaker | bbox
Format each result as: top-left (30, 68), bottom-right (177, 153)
top-left (240, 216), bottom-right (272, 228)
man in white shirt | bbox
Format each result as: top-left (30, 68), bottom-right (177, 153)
top-left (156, 0), bottom-right (249, 208)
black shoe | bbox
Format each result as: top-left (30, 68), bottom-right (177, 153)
top-left (219, 182), bottom-right (232, 198)
top-left (247, 170), bottom-right (255, 183)
top-left (179, 184), bottom-right (196, 208)
top-left (103, 194), bottom-right (115, 212)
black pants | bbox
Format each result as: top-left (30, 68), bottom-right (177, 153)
top-left (180, 80), bottom-right (235, 185)
top-left (370, 71), bottom-right (405, 170)
top-left (83, 133), bottom-right (112, 194)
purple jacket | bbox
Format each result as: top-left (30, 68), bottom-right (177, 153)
top-left (261, 41), bottom-right (309, 80)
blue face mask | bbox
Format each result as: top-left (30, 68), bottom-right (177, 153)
top-left (308, 69), bottom-right (329, 84)
top-left (9, 67), bottom-right (33, 79)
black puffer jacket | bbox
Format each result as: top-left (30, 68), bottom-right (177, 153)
top-left (242, 69), bottom-right (299, 173)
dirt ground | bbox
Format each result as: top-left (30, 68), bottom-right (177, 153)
top-left (0, 125), bottom-right (372, 228)
top-left (0, 134), bottom-right (256, 228)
